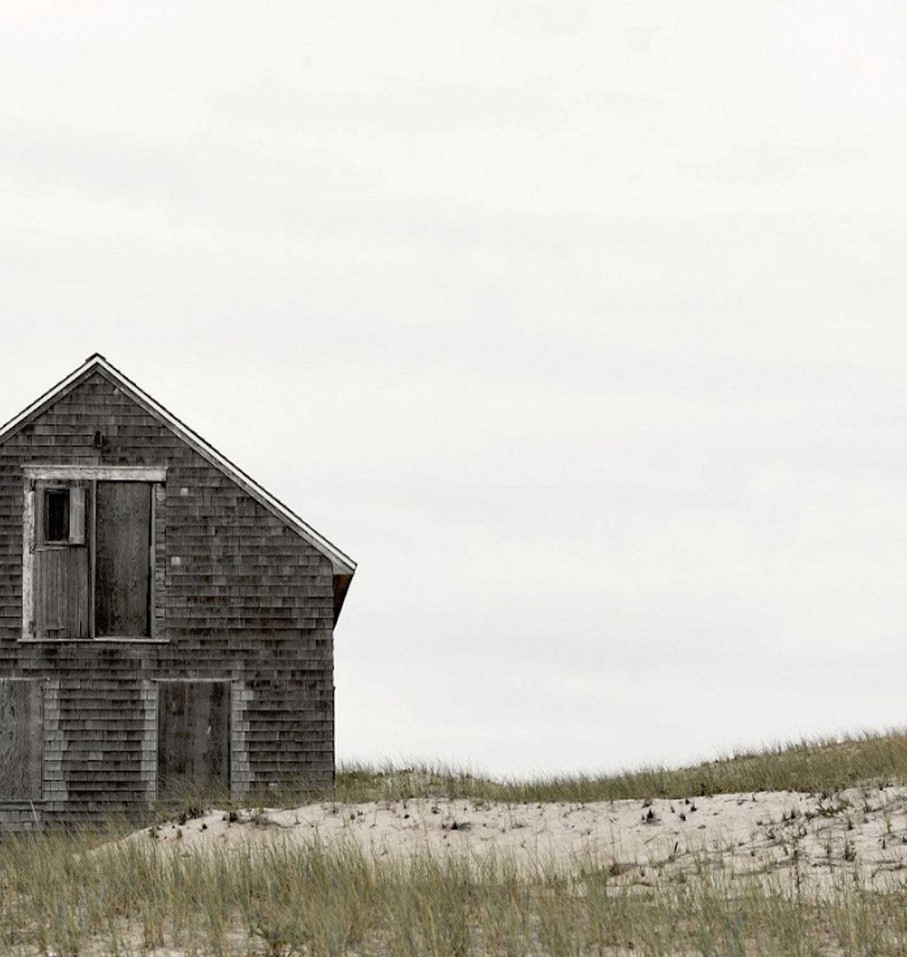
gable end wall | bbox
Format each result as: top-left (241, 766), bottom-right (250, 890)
top-left (0, 373), bottom-right (334, 822)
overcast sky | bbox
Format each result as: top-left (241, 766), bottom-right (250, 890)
top-left (1, 2), bottom-right (906, 777)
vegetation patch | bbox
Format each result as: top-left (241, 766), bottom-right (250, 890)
top-left (1, 730), bottom-right (906, 955)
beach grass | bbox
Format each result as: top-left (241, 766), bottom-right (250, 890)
top-left (1, 828), bottom-right (906, 956)
top-left (1, 729), bottom-right (907, 955)
top-left (332, 727), bottom-right (907, 805)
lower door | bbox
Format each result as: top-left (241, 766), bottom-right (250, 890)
top-left (0, 680), bottom-right (43, 801)
top-left (157, 681), bottom-right (230, 797)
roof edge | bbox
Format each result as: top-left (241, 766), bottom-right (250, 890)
top-left (0, 354), bottom-right (356, 575)
top-left (0, 357), bottom-right (99, 442)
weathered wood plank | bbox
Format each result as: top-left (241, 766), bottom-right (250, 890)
top-left (69, 486), bottom-right (85, 545)
top-left (0, 680), bottom-right (43, 800)
top-left (21, 487), bottom-right (34, 638)
top-left (158, 680), bottom-right (184, 791)
top-left (23, 466), bottom-right (167, 482)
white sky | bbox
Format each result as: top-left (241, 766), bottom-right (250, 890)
top-left (1, 1), bottom-right (906, 777)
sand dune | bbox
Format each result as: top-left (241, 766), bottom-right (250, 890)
top-left (136, 785), bottom-right (907, 891)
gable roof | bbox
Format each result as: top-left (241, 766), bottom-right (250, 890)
top-left (0, 354), bottom-right (356, 576)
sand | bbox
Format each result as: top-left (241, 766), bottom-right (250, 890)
top-left (133, 784), bottom-right (907, 891)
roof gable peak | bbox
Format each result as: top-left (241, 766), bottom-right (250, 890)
top-left (0, 355), bottom-right (355, 576)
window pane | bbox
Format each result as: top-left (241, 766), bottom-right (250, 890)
top-left (44, 490), bottom-right (70, 543)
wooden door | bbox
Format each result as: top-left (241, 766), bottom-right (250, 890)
top-left (34, 482), bottom-right (90, 639)
top-left (157, 681), bottom-right (231, 796)
top-left (95, 482), bottom-right (151, 637)
top-left (0, 680), bottom-right (43, 800)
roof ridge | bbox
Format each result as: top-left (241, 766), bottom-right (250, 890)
top-left (0, 355), bottom-right (355, 575)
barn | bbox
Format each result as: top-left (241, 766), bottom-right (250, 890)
top-left (0, 354), bottom-right (355, 829)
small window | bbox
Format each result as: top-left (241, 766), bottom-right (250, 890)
top-left (44, 489), bottom-right (70, 543)
top-left (39, 486), bottom-right (85, 546)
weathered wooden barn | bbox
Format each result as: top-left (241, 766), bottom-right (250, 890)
top-left (0, 354), bottom-right (355, 829)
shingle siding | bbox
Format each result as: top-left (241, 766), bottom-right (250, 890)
top-left (0, 371), bottom-right (336, 826)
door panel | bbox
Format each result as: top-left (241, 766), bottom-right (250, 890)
top-left (33, 481), bottom-right (90, 640)
top-left (157, 681), bottom-right (231, 795)
top-left (95, 482), bottom-right (151, 637)
top-left (35, 547), bottom-right (90, 638)
top-left (0, 680), bottom-right (43, 800)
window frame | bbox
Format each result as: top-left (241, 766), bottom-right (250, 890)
top-left (21, 465), bottom-right (167, 643)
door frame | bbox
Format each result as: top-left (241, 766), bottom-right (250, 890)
top-left (21, 465), bottom-right (167, 642)
top-left (153, 678), bottom-right (233, 801)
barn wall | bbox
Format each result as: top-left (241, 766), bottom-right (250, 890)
top-left (0, 371), bottom-right (335, 825)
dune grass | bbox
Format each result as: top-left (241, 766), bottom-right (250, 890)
top-left (1, 827), bottom-right (906, 956)
top-left (2, 730), bottom-right (907, 955)
top-left (0, 829), bottom-right (905, 956)
top-left (332, 728), bottom-right (907, 806)
top-left (151, 729), bottom-right (907, 821)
